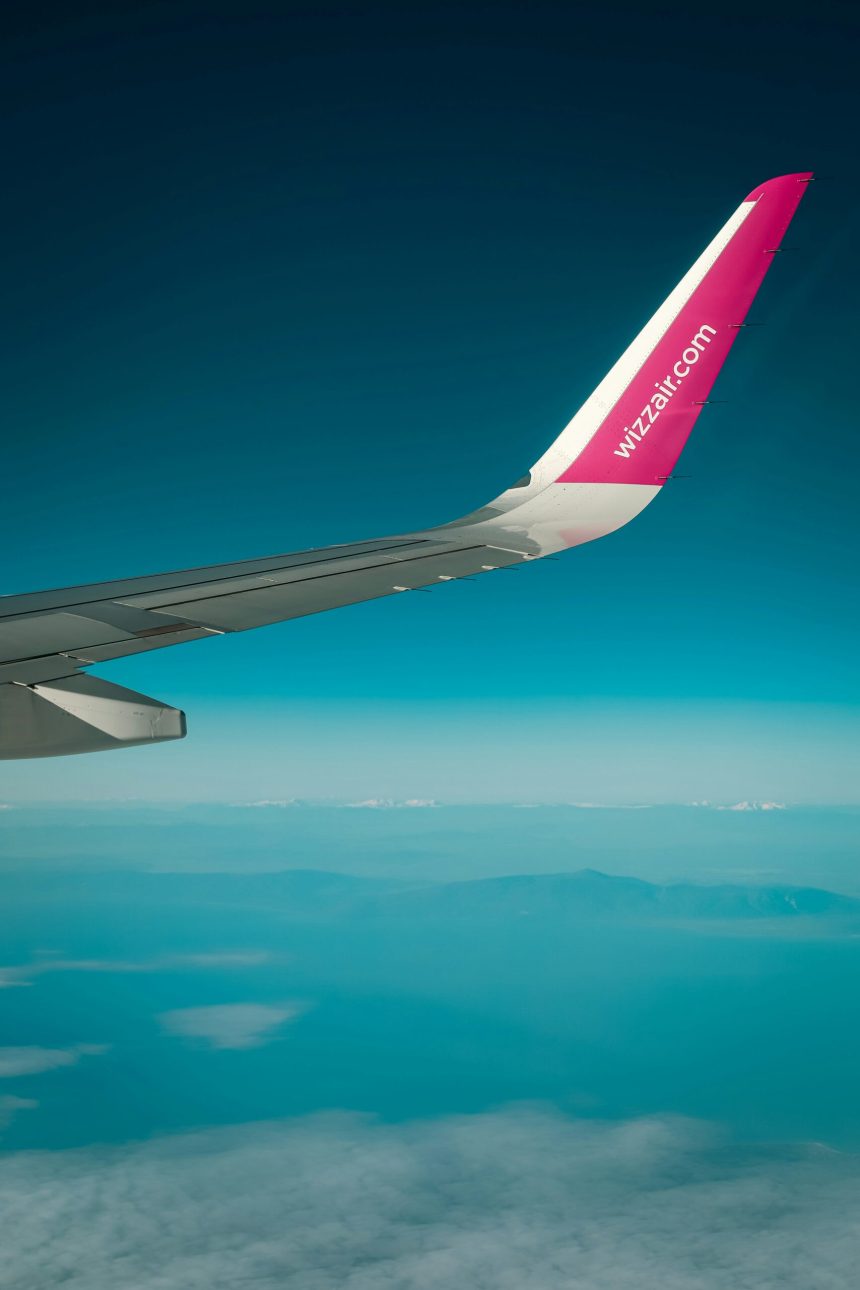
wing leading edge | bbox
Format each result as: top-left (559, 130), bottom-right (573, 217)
top-left (0, 173), bottom-right (812, 758)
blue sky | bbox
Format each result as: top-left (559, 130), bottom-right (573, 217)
top-left (1, 0), bottom-right (856, 804)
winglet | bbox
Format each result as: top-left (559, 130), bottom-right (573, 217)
top-left (461, 173), bottom-right (813, 552)
top-left (552, 172), bottom-right (813, 488)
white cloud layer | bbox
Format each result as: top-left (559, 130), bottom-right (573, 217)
top-left (0, 1106), bottom-right (859, 1288)
top-left (0, 1095), bottom-right (37, 1129)
top-left (0, 950), bottom-right (274, 989)
top-left (0, 1044), bottom-right (108, 1077)
top-left (158, 1002), bottom-right (306, 1049)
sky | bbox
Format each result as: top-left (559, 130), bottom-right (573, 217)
top-left (1, 9), bottom-right (860, 1282)
top-left (0, 0), bottom-right (857, 804)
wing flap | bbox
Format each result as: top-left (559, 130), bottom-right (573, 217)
top-left (0, 658), bottom-right (84, 685)
top-left (65, 626), bottom-right (215, 664)
top-left (0, 612), bottom-right (135, 664)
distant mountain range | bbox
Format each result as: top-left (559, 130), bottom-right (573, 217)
top-left (363, 870), bottom-right (859, 922)
top-left (229, 800), bottom-right (788, 811)
top-left (36, 866), bottom-right (860, 931)
top-left (182, 867), bottom-right (859, 924)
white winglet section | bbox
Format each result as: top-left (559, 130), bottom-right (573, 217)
top-left (459, 172), bottom-right (812, 555)
top-left (528, 202), bottom-right (754, 489)
top-left (466, 480), bottom-right (661, 555)
top-left (462, 196), bottom-right (753, 535)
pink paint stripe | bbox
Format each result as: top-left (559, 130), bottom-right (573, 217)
top-left (557, 173), bottom-right (812, 485)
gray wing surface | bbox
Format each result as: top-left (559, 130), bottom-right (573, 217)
top-left (0, 527), bottom-right (532, 758)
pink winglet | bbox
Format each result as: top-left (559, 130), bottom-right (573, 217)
top-left (557, 173), bottom-right (813, 485)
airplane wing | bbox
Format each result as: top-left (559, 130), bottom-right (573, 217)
top-left (0, 172), bottom-right (812, 758)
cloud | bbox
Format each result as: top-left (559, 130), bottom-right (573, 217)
top-left (0, 1095), bottom-right (37, 1129)
top-left (343, 799), bottom-right (398, 809)
top-left (170, 952), bottom-right (274, 969)
top-left (342, 798), bottom-right (438, 809)
top-left (0, 1106), bottom-right (857, 1288)
top-left (0, 1044), bottom-right (108, 1077)
top-left (0, 950), bottom-right (275, 989)
top-left (158, 1002), bottom-right (307, 1050)
top-left (568, 802), bottom-right (653, 809)
top-left (713, 801), bottom-right (788, 812)
top-left (238, 800), bottom-right (299, 808)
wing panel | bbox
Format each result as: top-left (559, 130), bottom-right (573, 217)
top-left (0, 658), bottom-right (83, 685)
top-left (0, 612), bottom-right (134, 664)
top-left (144, 544), bottom-right (522, 631)
top-left (66, 626), bottom-right (215, 663)
top-left (0, 538), bottom-right (426, 621)
top-left (116, 542), bottom-right (433, 611)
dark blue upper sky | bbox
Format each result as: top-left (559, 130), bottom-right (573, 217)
top-left (1, 1), bottom-right (856, 802)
